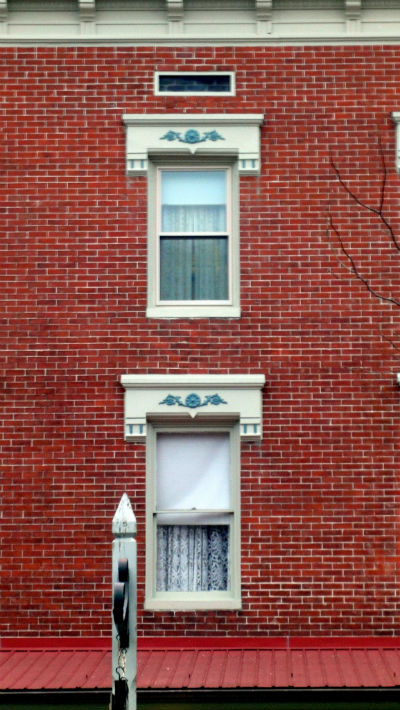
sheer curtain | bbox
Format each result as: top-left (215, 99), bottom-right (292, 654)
top-left (156, 525), bottom-right (228, 591)
top-left (162, 204), bottom-right (226, 232)
top-left (156, 433), bottom-right (231, 592)
top-left (160, 237), bottom-right (228, 300)
top-left (160, 170), bottom-right (228, 301)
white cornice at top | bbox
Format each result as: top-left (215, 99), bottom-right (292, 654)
top-left (121, 374), bottom-right (265, 389)
top-left (122, 113), bottom-right (264, 127)
top-left (2, 1), bottom-right (400, 45)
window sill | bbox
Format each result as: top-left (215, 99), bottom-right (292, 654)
top-left (145, 596), bottom-right (242, 611)
top-left (146, 305), bottom-right (241, 319)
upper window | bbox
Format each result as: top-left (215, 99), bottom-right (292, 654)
top-left (160, 168), bottom-right (228, 301)
top-left (145, 424), bottom-right (241, 610)
top-left (155, 72), bottom-right (235, 96)
top-left (147, 161), bottom-right (240, 318)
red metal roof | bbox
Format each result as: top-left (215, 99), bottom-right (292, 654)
top-left (1, 638), bottom-right (400, 692)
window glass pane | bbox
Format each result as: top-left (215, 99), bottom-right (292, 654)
top-left (162, 170), bottom-right (226, 206)
top-left (160, 237), bottom-right (228, 301)
top-left (161, 171), bottom-right (227, 233)
top-left (156, 433), bottom-right (230, 510)
top-left (162, 204), bottom-right (226, 232)
top-left (158, 74), bottom-right (232, 93)
top-left (156, 525), bottom-right (229, 591)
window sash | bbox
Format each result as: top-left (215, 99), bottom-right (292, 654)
top-left (156, 511), bottom-right (232, 525)
top-left (145, 424), bottom-right (241, 609)
top-left (155, 430), bottom-right (232, 592)
top-left (157, 167), bottom-right (232, 305)
top-left (160, 236), bottom-right (229, 301)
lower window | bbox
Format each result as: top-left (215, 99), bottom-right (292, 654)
top-left (145, 425), bottom-right (241, 610)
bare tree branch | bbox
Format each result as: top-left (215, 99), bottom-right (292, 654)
top-left (329, 140), bottom-right (400, 254)
top-left (328, 215), bottom-right (400, 307)
top-left (377, 135), bottom-right (387, 215)
top-left (378, 329), bottom-right (400, 355)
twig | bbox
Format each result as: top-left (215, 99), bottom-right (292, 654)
top-left (330, 141), bottom-right (400, 254)
top-left (328, 216), bottom-right (400, 307)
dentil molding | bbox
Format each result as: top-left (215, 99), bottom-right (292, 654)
top-left (2, 1), bottom-right (400, 44)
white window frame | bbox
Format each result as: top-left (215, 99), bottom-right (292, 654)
top-left (145, 421), bottom-right (241, 611)
top-left (147, 158), bottom-right (240, 319)
top-left (154, 71), bottom-right (236, 96)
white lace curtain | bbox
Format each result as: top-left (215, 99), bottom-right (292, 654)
top-left (156, 525), bottom-right (229, 591)
top-left (162, 204), bottom-right (226, 233)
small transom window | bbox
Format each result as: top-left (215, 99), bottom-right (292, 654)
top-left (155, 72), bottom-right (235, 96)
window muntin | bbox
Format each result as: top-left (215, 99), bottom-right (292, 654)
top-left (146, 425), bottom-right (241, 609)
top-left (158, 168), bottom-right (231, 304)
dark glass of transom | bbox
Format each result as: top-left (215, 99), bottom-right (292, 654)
top-left (160, 170), bottom-right (229, 301)
top-left (158, 73), bottom-right (231, 93)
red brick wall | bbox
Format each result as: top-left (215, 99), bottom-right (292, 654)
top-left (2, 45), bottom-right (400, 637)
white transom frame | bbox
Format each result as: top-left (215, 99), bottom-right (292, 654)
top-left (154, 71), bottom-right (236, 97)
top-left (120, 374), bottom-right (265, 441)
top-left (122, 114), bottom-right (264, 176)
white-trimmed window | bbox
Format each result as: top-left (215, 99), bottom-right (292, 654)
top-left (122, 113), bottom-right (263, 318)
top-left (147, 160), bottom-right (240, 318)
top-left (145, 423), bottom-right (241, 610)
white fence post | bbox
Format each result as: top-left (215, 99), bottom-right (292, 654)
top-left (111, 493), bottom-right (137, 710)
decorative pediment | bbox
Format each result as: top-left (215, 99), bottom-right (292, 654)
top-left (120, 374), bottom-right (265, 441)
top-left (122, 114), bottom-right (264, 176)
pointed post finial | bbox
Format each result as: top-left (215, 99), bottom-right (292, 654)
top-left (112, 493), bottom-right (137, 709)
top-left (112, 493), bottom-right (137, 537)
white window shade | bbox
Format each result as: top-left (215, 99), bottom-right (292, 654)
top-left (162, 170), bottom-right (226, 206)
top-left (156, 432), bottom-right (230, 511)
top-left (161, 169), bottom-right (227, 233)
